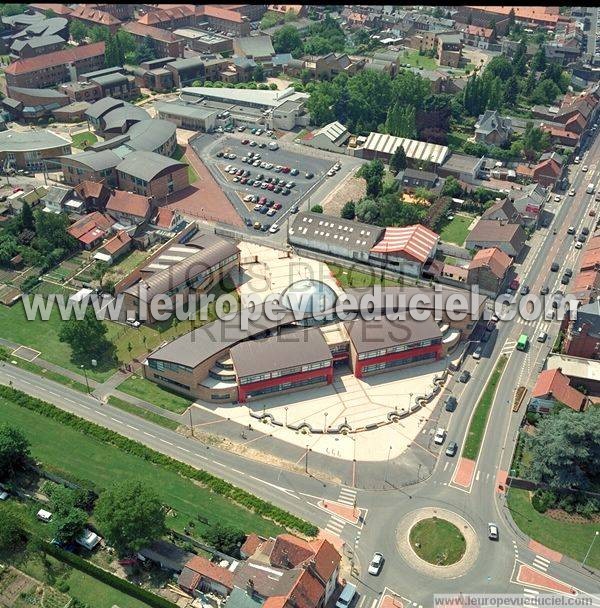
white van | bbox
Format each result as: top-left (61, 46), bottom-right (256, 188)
top-left (587, 183), bottom-right (595, 194)
top-left (336, 582), bottom-right (357, 608)
top-left (268, 142), bottom-right (279, 151)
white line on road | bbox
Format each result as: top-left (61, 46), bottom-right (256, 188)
top-left (110, 417), bottom-right (120, 422)
top-left (476, 470), bottom-right (481, 481)
top-left (126, 424), bottom-right (139, 431)
top-left (370, 599), bottom-right (378, 608)
top-left (96, 412), bottom-right (107, 417)
top-left (229, 468), bottom-right (246, 475)
top-left (159, 439), bottom-right (173, 446)
top-left (178, 447), bottom-right (190, 453)
top-left (143, 431), bottom-right (154, 438)
top-left (444, 462), bottom-right (449, 472)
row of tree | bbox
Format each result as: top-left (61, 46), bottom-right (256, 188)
top-left (273, 14), bottom-right (347, 57)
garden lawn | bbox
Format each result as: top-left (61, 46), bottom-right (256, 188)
top-left (117, 375), bottom-right (192, 414)
top-left (400, 50), bottom-right (439, 71)
top-left (462, 355), bottom-right (507, 460)
top-left (409, 517), bottom-right (466, 565)
top-left (440, 215), bottom-right (472, 246)
top-left (70, 131), bottom-right (98, 149)
top-left (0, 395), bottom-right (284, 539)
top-left (507, 488), bottom-right (600, 570)
top-left (329, 264), bottom-right (403, 289)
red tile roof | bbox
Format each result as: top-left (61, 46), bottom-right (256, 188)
top-left (101, 230), bottom-right (131, 255)
top-left (106, 190), bottom-right (152, 219)
top-left (122, 22), bottom-right (183, 43)
top-left (69, 5), bottom-right (121, 26)
top-left (28, 3), bottom-right (72, 14)
top-left (286, 568), bottom-right (325, 608)
top-left (370, 225), bottom-right (439, 263)
top-left (468, 247), bottom-right (512, 279)
top-left (580, 248), bottom-right (600, 271)
top-left (240, 533), bottom-right (264, 557)
top-left (197, 5), bottom-right (243, 23)
top-left (309, 538), bottom-right (340, 582)
top-left (465, 25), bottom-right (493, 38)
top-left (270, 534), bottom-right (315, 570)
top-left (68, 211), bottom-right (114, 240)
top-left (532, 368), bottom-right (586, 411)
top-left (138, 4), bottom-right (196, 25)
top-left (183, 555), bottom-right (234, 590)
top-left (5, 42), bottom-right (105, 76)
top-left (75, 180), bottom-right (107, 200)
top-left (464, 6), bottom-right (561, 26)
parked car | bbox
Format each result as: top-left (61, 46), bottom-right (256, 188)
top-left (540, 285), bottom-right (550, 295)
top-left (472, 345), bottom-right (483, 360)
top-left (434, 428), bottom-right (446, 445)
top-left (291, 204), bottom-right (299, 213)
top-left (269, 223), bottom-right (279, 233)
top-left (458, 370), bottom-right (471, 383)
top-left (575, 242), bottom-right (583, 249)
top-left (445, 442), bottom-right (458, 457)
top-left (567, 226), bottom-right (576, 234)
top-left (561, 274), bottom-right (570, 285)
top-left (519, 285), bottom-right (530, 296)
top-left (305, 172), bottom-right (314, 179)
top-left (368, 552), bottom-right (384, 575)
top-left (582, 226), bottom-right (590, 236)
top-left (551, 261), bottom-right (560, 271)
top-left (444, 396), bottom-right (457, 412)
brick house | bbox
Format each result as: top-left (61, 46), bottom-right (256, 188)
top-left (106, 189), bottom-right (153, 226)
top-left (563, 301), bottom-right (600, 359)
top-left (529, 368), bottom-right (587, 413)
top-left (466, 247), bottom-right (512, 295)
top-left (68, 6), bottom-right (122, 34)
top-left (465, 219), bottom-right (527, 258)
top-left (121, 22), bottom-right (185, 58)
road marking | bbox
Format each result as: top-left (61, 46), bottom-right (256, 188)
top-left (370, 599), bottom-right (378, 608)
top-left (126, 424), bottom-right (139, 431)
top-left (476, 470), bottom-right (481, 481)
top-left (443, 462), bottom-right (449, 472)
top-left (229, 467), bottom-right (245, 475)
top-left (110, 417), bottom-right (120, 422)
top-left (47, 390), bottom-right (60, 397)
top-left (358, 596), bottom-right (366, 608)
top-left (523, 589), bottom-right (540, 597)
top-left (78, 404), bottom-right (89, 410)
top-left (330, 514), bottom-right (347, 525)
top-left (533, 555), bottom-right (550, 572)
top-left (178, 447), bottom-right (190, 453)
top-left (143, 431), bottom-right (154, 438)
top-left (159, 438), bottom-right (173, 445)
top-left (96, 412), bottom-right (107, 417)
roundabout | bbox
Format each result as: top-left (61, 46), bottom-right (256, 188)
top-left (396, 507), bottom-right (480, 579)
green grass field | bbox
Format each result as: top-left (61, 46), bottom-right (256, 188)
top-left (409, 517), bottom-right (466, 565)
top-left (507, 488), bottom-right (600, 570)
top-left (400, 50), bottom-right (439, 71)
top-left (117, 375), bottom-right (192, 414)
top-left (108, 395), bottom-right (180, 431)
top-left (0, 395), bottom-right (284, 540)
top-left (440, 216), bottom-right (472, 246)
top-left (329, 264), bottom-right (403, 288)
top-left (8, 358), bottom-right (89, 393)
top-left (462, 355), bottom-right (508, 460)
top-left (70, 131), bottom-right (98, 149)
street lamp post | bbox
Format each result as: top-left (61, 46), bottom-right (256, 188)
top-left (80, 365), bottom-right (90, 394)
top-left (284, 406), bottom-right (288, 427)
top-left (305, 445), bottom-right (309, 474)
top-left (383, 445), bottom-right (392, 488)
top-left (409, 392), bottom-right (413, 410)
top-left (324, 411), bottom-right (328, 433)
top-left (582, 530), bottom-right (599, 567)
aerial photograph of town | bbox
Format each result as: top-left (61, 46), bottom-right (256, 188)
top-left (0, 2), bottom-right (599, 608)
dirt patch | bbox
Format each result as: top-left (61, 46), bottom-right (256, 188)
top-left (0, 567), bottom-right (40, 608)
top-left (181, 427), bottom-right (342, 485)
top-left (321, 176), bottom-right (366, 216)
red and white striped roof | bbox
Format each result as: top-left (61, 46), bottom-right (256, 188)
top-left (370, 225), bottom-right (439, 263)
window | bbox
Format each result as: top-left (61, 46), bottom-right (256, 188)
top-left (148, 359), bottom-right (193, 374)
top-left (152, 373), bottom-right (190, 391)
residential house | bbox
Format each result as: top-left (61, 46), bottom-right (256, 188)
top-left (106, 190), bottom-right (153, 226)
top-left (94, 230), bottom-right (132, 263)
top-left (196, 6), bottom-right (251, 37)
top-left (546, 354), bottom-right (600, 397)
top-left (178, 555), bottom-right (234, 597)
top-left (436, 32), bottom-right (463, 68)
top-left (395, 168), bottom-right (438, 190)
top-left (465, 219), bottom-right (527, 258)
top-left (9, 34), bottom-right (66, 59)
top-left (475, 110), bottom-right (512, 147)
top-left (150, 207), bottom-right (184, 234)
top-left (74, 180), bottom-right (111, 211)
top-left (137, 5), bottom-right (196, 30)
top-left (41, 185), bottom-right (73, 214)
top-left (60, 149), bottom-right (121, 187)
top-left (67, 211), bottom-right (114, 250)
top-left (466, 247), bottom-right (512, 295)
top-left (481, 198), bottom-right (521, 224)
top-left (539, 123), bottom-right (580, 148)
top-left (516, 152), bottom-right (565, 189)
top-left (460, 24), bottom-right (495, 49)
top-left (529, 368), bottom-right (588, 413)
top-left (509, 183), bottom-right (546, 227)
top-left (563, 300), bottom-right (600, 359)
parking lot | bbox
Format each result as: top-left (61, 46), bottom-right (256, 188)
top-left (189, 132), bottom-right (337, 235)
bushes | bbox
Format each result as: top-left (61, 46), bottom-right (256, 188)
top-left (43, 542), bottom-right (178, 608)
top-left (0, 386), bottom-right (318, 537)
top-left (532, 489), bottom-right (555, 513)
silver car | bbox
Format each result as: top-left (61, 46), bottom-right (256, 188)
top-left (368, 552), bottom-right (384, 575)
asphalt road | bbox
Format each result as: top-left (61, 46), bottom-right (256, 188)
top-left (1, 136), bottom-right (599, 605)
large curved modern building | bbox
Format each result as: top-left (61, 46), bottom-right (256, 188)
top-left (144, 281), bottom-right (486, 403)
top-left (0, 128), bottom-right (71, 171)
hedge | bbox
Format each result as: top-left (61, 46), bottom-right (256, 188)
top-left (43, 542), bottom-right (178, 608)
top-left (0, 386), bottom-right (318, 537)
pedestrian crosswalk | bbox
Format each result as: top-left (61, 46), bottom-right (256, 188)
top-left (338, 486), bottom-right (357, 507)
top-left (523, 588), bottom-right (540, 598)
top-left (532, 554), bottom-right (550, 572)
top-left (324, 513), bottom-right (346, 536)
top-left (500, 340), bottom-right (516, 355)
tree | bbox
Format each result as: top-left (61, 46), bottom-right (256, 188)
top-left (273, 25), bottom-right (302, 55)
top-left (530, 78), bottom-right (561, 105)
top-left (105, 37), bottom-right (120, 68)
top-left (252, 65), bottom-right (265, 82)
top-left (355, 198), bottom-right (380, 224)
top-left (526, 407), bottom-right (600, 492)
top-left (59, 307), bottom-right (112, 365)
top-left (0, 424), bottom-right (30, 480)
top-left (69, 19), bottom-right (88, 43)
top-left (530, 47), bottom-right (546, 73)
top-left (95, 480), bottom-right (165, 554)
top-left (441, 176), bottom-right (463, 198)
top-left (503, 75), bottom-right (519, 107)
top-left (310, 204), bottom-right (323, 213)
top-left (20, 202), bottom-right (34, 232)
top-left (0, 504), bottom-right (27, 552)
top-left (522, 122), bottom-right (550, 161)
top-left (357, 159), bottom-right (384, 198)
top-left (340, 201), bottom-right (356, 220)
top-left (51, 506), bottom-right (88, 545)
top-left (203, 524), bottom-right (245, 556)
top-left (390, 144), bottom-right (407, 173)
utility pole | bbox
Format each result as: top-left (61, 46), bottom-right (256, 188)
top-left (80, 365), bottom-right (90, 394)
top-left (383, 445), bottom-right (392, 488)
top-left (305, 445), bottom-right (309, 474)
top-left (189, 408), bottom-right (194, 437)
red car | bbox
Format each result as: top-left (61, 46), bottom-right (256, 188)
top-left (241, 139), bottom-right (249, 145)
top-left (509, 277), bottom-right (520, 290)
top-left (267, 184), bottom-right (275, 191)
top-left (273, 202), bottom-right (282, 210)
top-left (281, 166), bottom-right (291, 174)
top-left (259, 196), bottom-right (267, 204)
top-left (12, 187), bottom-right (23, 193)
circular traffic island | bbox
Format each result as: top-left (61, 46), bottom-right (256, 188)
top-left (409, 516), bottom-right (466, 566)
top-left (396, 507), bottom-right (479, 578)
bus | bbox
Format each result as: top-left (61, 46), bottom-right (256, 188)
top-left (516, 334), bottom-right (529, 351)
